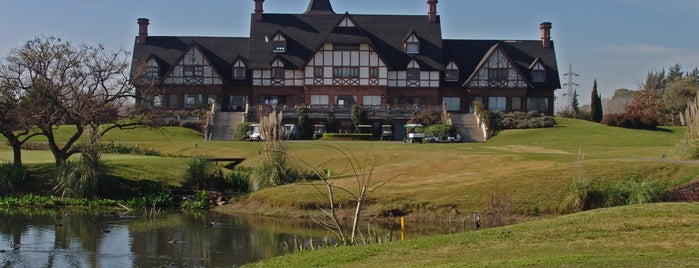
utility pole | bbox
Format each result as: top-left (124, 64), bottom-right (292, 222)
top-left (563, 64), bottom-right (579, 110)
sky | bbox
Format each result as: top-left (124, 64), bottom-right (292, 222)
top-left (1, 0), bottom-right (698, 110)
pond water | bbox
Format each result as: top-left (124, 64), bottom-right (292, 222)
top-left (0, 209), bottom-right (469, 267)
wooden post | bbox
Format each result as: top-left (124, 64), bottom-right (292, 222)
top-left (400, 216), bottom-right (406, 240)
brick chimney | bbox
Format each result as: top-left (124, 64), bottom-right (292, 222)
top-left (254, 0), bottom-right (265, 21)
top-left (137, 18), bottom-right (150, 44)
top-left (427, 0), bottom-right (438, 23)
top-left (540, 22), bottom-right (552, 48)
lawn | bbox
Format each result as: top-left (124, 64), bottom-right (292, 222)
top-left (245, 202), bottom-right (699, 267)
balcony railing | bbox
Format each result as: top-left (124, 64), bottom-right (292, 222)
top-left (248, 104), bottom-right (444, 120)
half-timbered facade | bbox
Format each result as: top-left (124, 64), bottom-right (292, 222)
top-left (132, 0), bottom-right (560, 117)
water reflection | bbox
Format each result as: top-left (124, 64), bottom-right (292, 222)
top-left (0, 209), bottom-right (469, 267)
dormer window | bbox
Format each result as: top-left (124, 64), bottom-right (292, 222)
top-left (531, 61), bottom-right (546, 83)
top-left (233, 59), bottom-right (247, 79)
top-left (445, 61), bottom-right (459, 81)
top-left (146, 66), bottom-right (159, 79)
top-left (272, 33), bottom-right (286, 53)
top-left (404, 32), bottom-right (420, 54)
top-left (145, 58), bottom-right (160, 79)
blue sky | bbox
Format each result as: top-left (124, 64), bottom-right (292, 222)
top-left (1, 0), bottom-right (697, 108)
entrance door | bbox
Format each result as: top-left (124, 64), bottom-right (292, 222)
top-left (229, 95), bottom-right (247, 111)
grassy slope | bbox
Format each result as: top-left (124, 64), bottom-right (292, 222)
top-left (246, 203), bottom-right (699, 267)
top-left (236, 118), bottom-right (696, 217)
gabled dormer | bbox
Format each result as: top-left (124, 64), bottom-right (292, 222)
top-left (445, 61), bottom-right (459, 82)
top-left (144, 56), bottom-right (161, 79)
top-left (336, 13), bottom-right (356, 28)
top-left (529, 58), bottom-right (546, 83)
top-left (271, 32), bottom-right (287, 53)
top-left (403, 31), bottom-right (420, 54)
top-left (164, 43), bottom-right (223, 85)
top-left (464, 44), bottom-right (530, 88)
top-left (232, 58), bottom-right (247, 80)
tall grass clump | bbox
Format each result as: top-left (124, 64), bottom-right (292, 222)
top-left (54, 147), bottom-right (106, 199)
top-left (253, 111), bottom-right (304, 189)
top-left (674, 95), bottom-right (699, 159)
top-left (625, 179), bottom-right (661, 204)
top-left (560, 148), bottom-right (592, 213)
top-left (0, 163), bottom-right (28, 195)
top-left (227, 167), bottom-right (252, 193)
top-left (182, 155), bottom-right (214, 191)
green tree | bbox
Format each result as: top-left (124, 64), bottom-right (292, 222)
top-left (590, 80), bottom-right (603, 122)
top-left (350, 105), bottom-right (367, 132)
top-left (664, 76), bottom-right (699, 125)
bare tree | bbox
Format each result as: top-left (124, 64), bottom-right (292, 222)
top-left (1, 36), bottom-right (158, 166)
top-left (0, 63), bottom-right (42, 167)
top-left (300, 144), bottom-right (401, 245)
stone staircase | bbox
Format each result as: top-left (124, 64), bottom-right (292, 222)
top-left (208, 111), bottom-right (245, 141)
top-left (451, 113), bottom-right (486, 142)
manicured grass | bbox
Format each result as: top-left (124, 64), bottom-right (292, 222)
top-left (245, 203), bottom-right (699, 267)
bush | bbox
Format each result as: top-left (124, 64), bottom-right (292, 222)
top-left (233, 122), bottom-right (251, 141)
top-left (601, 114), bottom-right (658, 130)
top-left (490, 111), bottom-right (555, 130)
top-left (321, 133), bottom-right (374, 140)
top-left (423, 124), bottom-right (456, 139)
top-left (227, 167), bottom-right (252, 193)
top-left (54, 148), bottom-right (106, 199)
top-left (182, 156), bottom-right (213, 191)
top-left (0, 163), bottom-right (28, 195)
top-left (408, 110), bottom-right (442, 126)
top-left (180, 120), bottom-right (205, 132)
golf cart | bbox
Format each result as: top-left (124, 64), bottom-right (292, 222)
top-left (403, 124), bottom-right (425, 143)
top-left (282, 124), bottom-right (299, 140)
top-left (246, 123), bottom-right (262, 141)
top-left (313, 124), bottom-right (326, 139)
top-left (380, 124), bottom-right (393, 141)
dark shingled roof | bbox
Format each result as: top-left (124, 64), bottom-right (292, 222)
top-left (132, 36), bottom-right (249, 85)
top-left (248, 13), bottom-right (444, 71)
top-left (305, 0), bottom-right (335, 14)
top-left (443, 40), bottom-right (560, 89)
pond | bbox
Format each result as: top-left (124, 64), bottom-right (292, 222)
top-left (0, 209), bottom-right (471, 267)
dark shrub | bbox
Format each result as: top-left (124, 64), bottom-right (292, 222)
top-left (180, 120), bottom-right (204, 132)
top-left (601, 114), bottom-right (657, 130)
top-left (0, 163), bottom-right (28, 195)
top-left (408, 109), bottom-right (442, 126)
top-left (233, 122), bottom-right (251, 141)
top-left (226, 167), bottom-right (252, 193)
top-left (423, 124), bottom-right (456, 138)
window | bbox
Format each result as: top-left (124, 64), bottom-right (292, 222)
top-left (336, 95), bottom-right (356, 106)
top-left (512, 97), bottom-right (522, 111)
top-left (488, 69), bottom-right (508, 81)
top-left (406, 69), bottom-right (420, 81)
top-left (531, 62), bottom-right (546, 83)
top-left (146, 67), bottom-right (159, 79)
top-left (445, 62), bottom-right (459, 81)
top-left (333, 67), bottom-right (359, 78)
top-left (168, 94), bottom-right (179, 109)
top-left (310, 95), bottom-right (329, 105)
top-left (369, 67), bottom-right (379, 78)
top-left (183, 66), bottom-right (203, 77)
top-left (184, 94), bottom-right (203, 109)
top-left (314, 67), bottom-right (323, 78)
top-left (488, 97), bottom-right (506, 111)
top-left (334, 44), bottom-right (360, 51)
top-left (272, 68), bottom-right (285, 80)
top-left (527, 98), bottom-right (549, 112)
top-left (153, 95), bottom-right (162, 107)
top-left (406, 43), bottom-right (419, 54)
top-left (442, 97), bottom-right (461, 112)
top-left (532, 70), bottom-right (545, 82)
top-left (445, 70), bottom-right (459, 81)
top-left (407, 97), bottom-right (420, 105)
top-left (363, 95), bottom-right (381, 106)
top-left (233, 67), bottom-right (246, 79)
top-left (273, 41), bottom-right (286, 53)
